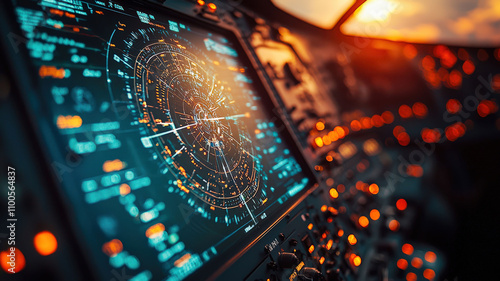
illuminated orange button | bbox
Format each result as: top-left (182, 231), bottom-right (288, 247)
top-left (347, 234), bottom-right (357, 245)
top-left (207, 2), bottom-right (217, 11)
top-left (319, 256), bottom-right (325, 264)
top-left (356, 181), bottom-right (364, 190)
top-left (423, 268), bottom-right (436, 280)
top-left (322, 135), bottom-right (332, 145)
top-left (396, 199), bottom-right (407, 211)
top-left (328, 207), bottom-right (338, 215)
top-left (358, 216), bottom-right (369, 228)
top-left (406, 272), bottom-right (417, 281)
top-left (314, 137), bottom-right (324, 148)
top-left (326, 239), bottom-right (334, 250)
top-left (397, 132), bottom-right (410, 146)
top-left (446, 89), bottom-right (462, 108)
top-left (34, 231), bottom-right (58, 256)
top-left (308, 245), bottom-right (315, 253)
top-left (102, 239), bottom-right (123, 257)
top-left (477, 102), bottom-right (491, 117)
top-left (368, 183), bottom-right (379, 195)
top-left (403, 44), bottom-right (417, 59)
top-left (462, 60), bottom-right (475, 75)
top-left (425, 251), bottom-right (437, 263)
top-left (56, 115), bottom-right (82, 129)
top-left (316, 121), bottom-right (325, 131)
top-left (422, 55), bottom-right (435, 70)
top-left (371, 115), bottom-right (384, 127)
top-left (421, 128), bottom-right (441, 144)
top-left (353, 255), bottom-right (361, 266)
top-left (146, 223), bottom-right (165, 238)
top-left (120, 184), bottom-right (131, 196)
top-left (389, 219), bottom-right (400, 231)
top-left (334, 126), bottom-right (345, 138)
top-left (399, 105), bottom-right (413, 118)
top-left (381, 111), bottom-right (394, 124)
top-left (103, 159), bottom-right (125, 173)
top-left (393, 125), bottom-right (406, 137)
top-left (402, 244), bottom-right (414, 255)
top-left (448, 70), bottom-right (462, 87)
top-left (412, 102), bottom-right (428, 118)
top-left (174, 253), bottom-right (192, 267)
top-left (328, 130), bottom-right (339, 142)
top-left (445, 122), bottom-right (466, 141)
top-left (1, 248), bottom-right (26, 273)
top-left (477, 100), bottom-right (497, 117)
top-left (360, 117), bottom-right (372, 129)
top-left (411, 257), bottom-right (423, 268)
top-left (397, 258), bottom-right (408, 270)
top-left (350, 120), bottom-right (362, 131)
top-left (329, 188), bottom-right (339, 199)
top-left (370, 209), bottom-right (380, 220)
top-left (407, 164), bottom-right (424, 177)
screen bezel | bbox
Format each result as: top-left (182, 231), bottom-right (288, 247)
top-left (0, 0), bottom-right (319, 280)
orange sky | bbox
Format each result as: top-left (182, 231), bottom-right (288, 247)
top-left (273, 0), bottom-right (500, 46)
top-left (342, 0), bottom-right (500, 46)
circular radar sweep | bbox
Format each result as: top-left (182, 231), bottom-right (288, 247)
top-left (106, 28), bottom-right (265, 224)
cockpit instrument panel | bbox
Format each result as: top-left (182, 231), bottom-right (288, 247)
top-left (3, 0), bottom-right (316, 280)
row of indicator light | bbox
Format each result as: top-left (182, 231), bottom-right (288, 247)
top-left (398, 243), bottom-right (438, 280)
top-left (329, 182), bottom-right (379, 199)
top-left (412, 45), bottom-right (500, 90)
top-left (446, 97), bottom-right (500, 117)
top-left (446, 98), bottom-right (499, 118)
top-left (196, 0), bottom-right (217, 12)
top-left (350, 111), bottom-right (395, 131)
top-left (476, 100), bottom-right (499, 117)
top-left (1, 231), bottom-right (58, 274)
top-left (398, 103), bottom-right (428, 119)
top-left (39, 65), bottom-right (68, 79)
top-left (315, 46), bottom-right (498, 151)
top-left (313, 124), bottom-right (349, 148)
top-left (48, 8), bottom-right (76, 19)
top-left (394, 121), bottom-right (471, 146)
top-left (404, 44), bottom-right (500, 64)
top-left (312, 111), bottom-right (394, 156)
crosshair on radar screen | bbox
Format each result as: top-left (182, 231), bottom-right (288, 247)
top-left (10, 0), bottom-right (311, 280)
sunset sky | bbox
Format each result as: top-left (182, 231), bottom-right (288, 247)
top-left (273, 0), bottom-right (500, 46)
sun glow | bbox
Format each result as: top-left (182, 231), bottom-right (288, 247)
top-left (354, 0), bottom-right (399, 23)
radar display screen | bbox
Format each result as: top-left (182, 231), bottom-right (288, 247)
top-left (6, 0), bottom-right (314, 280)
